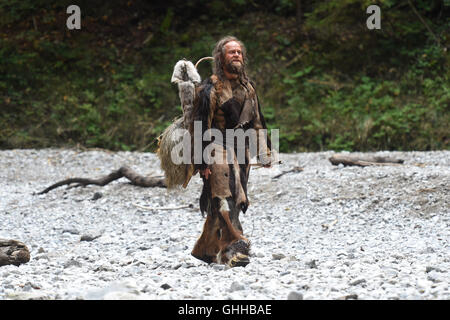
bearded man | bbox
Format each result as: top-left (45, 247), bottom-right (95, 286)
top-left (183, 36), bottom-right (275, 267)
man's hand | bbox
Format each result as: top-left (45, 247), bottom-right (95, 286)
top-left (200, 168), bottom-right (212, 180)
top-left (260, 150), bottom-right (279, 168)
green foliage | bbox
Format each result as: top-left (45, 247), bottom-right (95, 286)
top-left (278, 63), bottom-right (449, 151)
top-left (0, 0), bottom-right (448, 152)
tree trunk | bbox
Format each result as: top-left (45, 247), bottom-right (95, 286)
top-left (0, 239), bottom-right (30, 267)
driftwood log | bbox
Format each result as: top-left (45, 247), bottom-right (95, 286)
top-left (329, 154), bottom-right (404, 167)
top-left (0, 239), bottom-right (30, 267)
top-left (37, 166), bottom-right (166, 195)
top-left (272, 166), bottom-right (304, 179)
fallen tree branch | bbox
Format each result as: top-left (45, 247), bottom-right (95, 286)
top-left (329, 154), bottom-right (404, 167)
top-left (132, 203), bottom-right (193, 211)
top-left (272, 166), bottom-right (304, 179)
top-left (252, 160), bottom-right (283, 170)
top-left (37, 166), bottom-right (166, 194)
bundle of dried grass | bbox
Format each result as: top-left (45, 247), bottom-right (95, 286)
top-left (157, 117), bottom-right (193, 189)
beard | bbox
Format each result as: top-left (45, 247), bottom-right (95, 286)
top-left (224, 60), bottom-right (245, 76)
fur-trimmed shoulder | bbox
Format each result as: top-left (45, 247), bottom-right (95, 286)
top-left (210, 75), bottom-right (223, 95)
top-left (247, 79), bottom-right (258, 95)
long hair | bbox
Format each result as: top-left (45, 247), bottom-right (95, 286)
top-left (212, 36), bottom-right (249, 82)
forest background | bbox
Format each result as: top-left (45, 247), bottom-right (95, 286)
top-left (1, 0), bottom-right (448, 152)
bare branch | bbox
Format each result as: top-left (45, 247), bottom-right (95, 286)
top-left (37, 166), bottom-right (165, 194)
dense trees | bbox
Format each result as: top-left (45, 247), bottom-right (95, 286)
top-left (1, 1), bottom-right (448, 151)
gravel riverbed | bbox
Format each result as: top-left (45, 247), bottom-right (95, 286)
top-left (0, 149), bottom-right (449, 300)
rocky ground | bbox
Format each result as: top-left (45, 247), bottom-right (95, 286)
top-left (0, 149), bottom-right (448, 300)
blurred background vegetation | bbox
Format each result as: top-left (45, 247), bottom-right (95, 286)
top-left (1, 0), bottom-right (449, 152)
